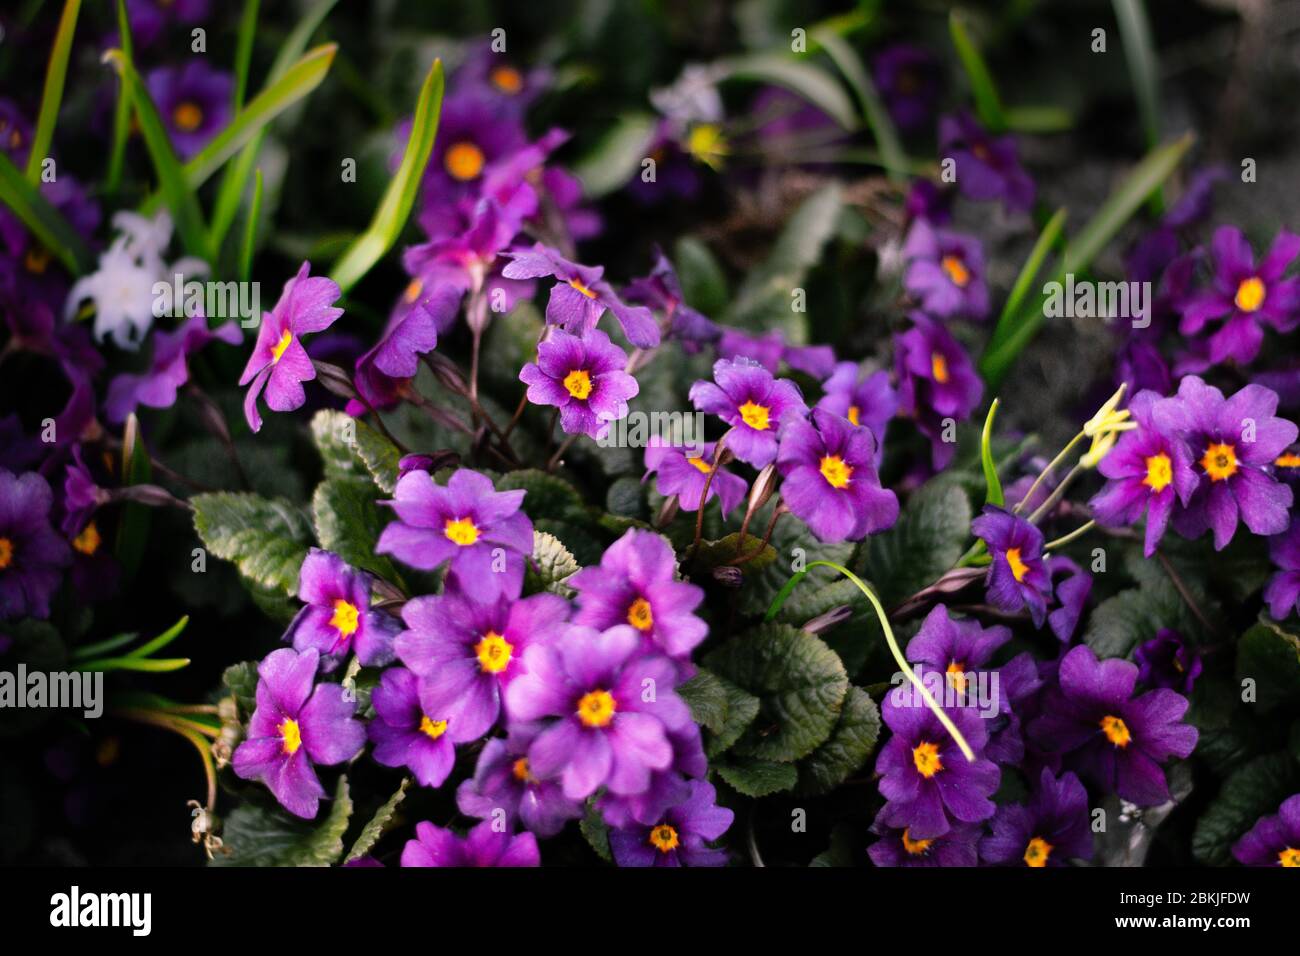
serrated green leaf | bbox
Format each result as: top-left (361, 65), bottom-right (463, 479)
top-left (716, 757), bottom-right (798, 797)
top-left (693, 532), bottom-right (776, 573)
top-left (678, 669), bottom-right (729, 735)
top-left (311, 410), bottom-right (370, 482)
top-left (1236, 619), bottom-right (1300, 714)
top-left (580, 801), bottom-right (612, 862)
top-left (705, 623), bottom-right (848, 762)
top-left (737, 500), bottom-right (856, 615)
top-left (222, 660), bottom-right (259, 721)
top-left (529, 531), bottom-right (581, 597)
top-left (312, 477), bottom-right (399, 583)
top-left (497, 470), bottom-right (587, 523)
top-left (346, 778), bottom-right (409, 862)
top-left (192, 492), bottom-right (313, 595)
top-left (214, 776), bottom-right (352, 867)
top-left (796, 686), bottom-right (880, 795)
top-left (857, 480), bottom-right (972, 606)
top-left (1191, 752), bottom-right (1300, 866)
top-left (1083, 574), bottom-right (1199, 659)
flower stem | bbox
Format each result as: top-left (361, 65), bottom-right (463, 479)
top-left (1012, 429), bottom-right (1086, 515)
top-left (1043, 519), bottom-right (1096, 552)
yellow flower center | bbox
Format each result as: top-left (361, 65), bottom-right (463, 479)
top-left (330, 599), bottom-right (360, 637)
top-left (1023, 836), bottom-right (1053, 867)
top-left (738, 400), bottom-right (770, 431)
top-left (475, 631), bottom-right (514, 673)
top-left (1100, 715), bottom-right (1131, 748)
top-left (279, 718), bottom-right (302, 755)
top-left (24, 245), bottom-right (49, 274)
top-left (901, 828), bottom-right (933, 856)
top-left (687, 455), bottom-right (713, 475)
top-left (1005, 547), bottom-right (1029, 583)
top-left (563, 369), bottom-right (593, 400)
top-left (847, 404), bottom-right (861, 427)
top-left (444, 516), bottom-right (480, 546)
top-left (627, 597), bottom-right (654, 631)
top-left (444, 141), bottom-right (486, 181)
top-left (946, 660), bottom-right (968, 694)
top-left (1201, 442), bottom-right (1239, 482)
top-left (1235, 276), bottom-right (1266, 313)
top-left (0, 536), bottom-right (13, 570)
top-left (819, 454), bottom-right (853, 489)
top-left (271, 329), bottom-right (294, 363)
top-left (491, 65), bottom-right (525, 94)
top-left (577, 689), bottom-right (617, 728)
top-left (1142, 452), bottom-right (1172, 492)
top-left (403, 277), bottom-right (424, 303)
top-left (419, 715), bottom-right (448, 740)
top-left (931, 352), bottom-right (949, 384)
top-left (649, 824), bottom-right (680, 853)
top-left (940, 254), bottom-right (970, 288)
top-left (72, 521), bottom-right (101, 556)
top-left (512, 757), bottom-right (536, 783)
top-left (912, 740), bottom-right (942, 778)
top-left (568, 278), bottom-right (599, 299)
top-left (686, 123), bottom-right (728, 169)
top-left (172, 101), bottom-right (203, 132)
top-left (1275, 453), bottom-right (1300, 469)
top-left (1279, 847), bottom-right (1300, 868)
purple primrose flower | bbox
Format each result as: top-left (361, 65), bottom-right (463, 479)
top-left (286, 548), bottom-right (399, 668)
top-left (688, 357), bottom-right (809, 468)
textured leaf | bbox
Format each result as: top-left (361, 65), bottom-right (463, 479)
top-left (312, 477), bottom-right (398, 583)
top-left (192, 492), bottom-right (313, 595)
top-left (693, 532), bottom-right (776, 573)
top-left (214, 775), bottom-right (352, 867)
top-left (1083, 575), bottom-right (1198, 659)
top-left (498, 470), bottom-right (587, 523)
top-left (857, 479), bottom-right (972, 606)
top-left (346, 778), bottom-right (409, 862)
top-left (1191, 753), bottom-right (1300, 866)
top-left (678, 669), bottom-right (729, 734)
top-left (796, 686), bottom-right (880, 795)
top-left (529, 531), bottom-right (581, 597)
top-left (1236, 619), bottom-right (1300, 714)
top-left (716, 757), bottom-right (798, 797)
top-left (705, 676), bottom-right (762, 759)
top-left (222, 660), bottom-right (259, 721)
top-left (705, 623), bottom-right (849, 762)
top-left (311, 409), bottom-right (403, 493)
top-left (580, 801), bottom-right (612, 862)
top-left (737, 501), bottom-right (855, 615)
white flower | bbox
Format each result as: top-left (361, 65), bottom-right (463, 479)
top-left (650, 63), bottom-right (726, 127)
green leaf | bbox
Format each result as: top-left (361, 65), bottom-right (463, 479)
top-left (692, 532), bottom-right (776, 574)
top-left (331, 58), bottom-right (444, 294)
top-left (0, 151), bottom-right (93, 274)
top-left (222, 660), bottom-right (259, 721)
top-left (812, 27), bottom-right (906, 183)
top-left (310, 409), bottom-right (401, 492)
top-left (856, 480), bottom-right (972, 606)
top-left (214, 775), bottom-right (353, 867)
top-left (529, 531), bottom-right (581, 596)
top-left (738, 501), bottom-right (856, 616)
top-left (192, 492), bottom-right (314, 595)
top-left (232, 0), bottom-right (261, 110)
top-left (1002, 105), bottom-right (1074, 133)
top-left (704, 676), bottom-right (762, 759)
top-left (678, 669), bottom-right (729, 734)
top-left (715, 757), bottom-right (798, 797)
top-left (704, 623), bottom-right (849, 763)
top-left (0, 620), bottom-right (66, 737)
top-left (239, 168), bottom-right (263, 284)
top-left (125, 615), bottom-right (189, 659)
top-left (346, 778), bottom-right (409, 862)
top-left (717, 53), bottom-right (857, 129)
top-left (497, 470), bottom-right (587, 523)
top-left (795, 686), bottom-right (880, 795)
top-left (673, 236), bottom-right (729, 317)
top-left (114, 412), bottom-right (153, 579)
top-left (312, 477), bottom-right (398, 583)
top-left (1112, 0), bottom-right (1161, 151)
top-left (948, 11), bottom-right (1005, 131)
top-left (1083, 574), bottom-right (1200, 659)
top-left (572, 112), bottom-right (658, 199)
top-left (26, 0), bottom-right (81, 184)
top-left (989, 207), bottom-right (1068, 353)
top-left (1192, 752), bottom-right (1300, 866)
top-left (580, 801), bottom-right (612, 862)
top-left (1236, 619), bottom-right (1300, 714)
top-left (979, 399), bottom-right (1003, 508)
top-left (809, 824), bottom-right (857, 867)
top-left (106, 0), bottom-right (134, 192)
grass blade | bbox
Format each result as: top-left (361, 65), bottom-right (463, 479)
top-left (988, 206), bottom-right (1067, 351)
top-left (26, 0), bottom-right (81, 184)
top-left (812, 27), bottom-right (907, 185)
top-left (716, 52), bottom-right (858, 129)
top-left (980, 398), bottom-right (1004, 507)
top-left (126, 616), bottom-right (190, 659)
top-left (1112, 0), bottom-right (1163, 212)
top-left (949, 11), bottom-right (1005, 132)
top-left (233, 0), bottom-right (261, 110)
top-left (0, 151), bottom-right (93, 273)
top-left (240, 168), bottom-right (263, 284)
top-left (330, 58), bottom-right (444, 295)
top-left (106, 0), bottom-right (134, 192)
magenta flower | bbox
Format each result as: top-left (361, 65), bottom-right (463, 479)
top-left (400, 819), bottom-right (539, 867)
top-left (145, 61), bottom-right (233, 160)
top-left (1152, 376), bottom-right (1297, 549)
top-left (239, 262), bottom-right (344, 433)
top-left (938, 111), bottom-right (1035, 213)
top-left (970, 506), bottom-right (1052, 627)
top-left (816, 361), bottom-right (897, 451)
top-left (596, 722), bottom-right (708, 828)
top-left (352, 281), bottom-right (462, 412)
top-left (105, 315), bottom-right (241, 424)
top-left (456, 725), bottom-right (584, 837)
top-left (1232, 794), bottom-right (1300, 867)
top-left (776, 408), bottom-right (898, 543)
top-left (367, 667), bottom-right (455, 789)
top-left (1029, 644), bottom-right (1198, 806)
top-left (395, 581), bottom-right (569, 741)
top-left (231, 648), bottom-right (366, 819)
top-left (519, 328), bottom-right (639, 439)
top-left (642, 437), bottom-right (746, 516)
top-left (376, 468), bottom-right (534, 603)
top-left (608, 780), bottom-right (733, 867)
top-left (903, 220), bottom-right (990, 320)
top-left (1179, 226), bottom-right (1300, 365)
top-left (868, 812), bottom-right (980, 867)
top-left (0, 470), bottom-right (70, 620)
top-left (502, 244), bottom-right (660, 348)
top-left (689, 357), bottom-right (809, 468)
top-left (286, 549), bottom-right (398, 668)
top-left (1264, 516), bottom-right (1300, 621)
top-left (894, 314), bottom-right (983, 469)
top-left (504, 624), bottom-right (691, 800)
top-left (979, 768), bottom-right (1093, 867)
top-left (568, 529), bottom-right (708, 661)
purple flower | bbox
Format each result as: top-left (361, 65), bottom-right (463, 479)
top-left (1089, 389), bottom-right (1198, 557)
top-left (1134, 629), bottom-right (1203, 694)
top-left (979, 768), bottom-right (1093, 867)
top-left (873, 44), bottom-right (942, 134)
top-left (401, 819), bottom-right (539, 867)
top-left (716, 327), bottom-right (784, 373)
top-left (395, 581), bottom-right (569, 741)
top-left (775, 407), bottom-right (899, 543)
top-left (643, 437), bottom-right (746, 516)
top-left (894, 314), bottom-right (983, 469)
top-left (816, 361), bottom-right (897, 451)
top-left (868, 812), bottom-right (979, 867)
top-left (1264, 516), bottom-right (1300, 621)
top-left (504, 624), bottom-right (691, 800)
top-left (519, 328), bottom-right (639, 439)
top-left (145, 62), bottom-right (233, 160)
top-left (625, 122), bottom-right (705, 205)
top-left (1232, 794), bottom-right (1300, 867)
top-left (123, 0), bottom-right (210, 47)
top-left (105, 316), bottom-right (241, 424)
top-left (970, 506), bottom-right (1052, 627)
top-left (783, 343), bottom-right (837, 379)
top-left (286, 549), bottom-right (398, 668)
top-left (376, 468), bottom-right (534, 603)
top-left (596, 722), bottom-right (708, 828)
top-left (1152, 376), bottom-right (1297, 549)
top-left (454, 46), bottom-right (550, 118)
top-left (456, 725), bottom-right (584, 837)
top-left (569, 529), bottom-right (708, 660)
top-left (938, 111), bottom-right (1035, 213)
top-left (1029, 644), bottom-right (1198, 806)
top-left (239, 262), bottom-right (343, 433)
top-left (1180, 227), bottom-right (1300, 365)
top-left (623, 249), bottom-right (720, 353)
top-left (905, 179), bottom-right (954, 226)
top-left (875, 696), bottom-right (999, 839)
top-left (0, 99), bottom-right (33, 166)
top-left (231, 648), bottom-right (365, 818)
top-left (367, 667), bottom-right (455, 788)
top-left (689, 357), bottom-right (809, 468)
top-left (61, 445), bottom-right (109, 538)
top-left (502, 244), bottom-right (659, 348)
top-left (1047, 555), bottom-right (1093, 643)
top-left (905, 604), bottom-right (1010, 699)
top-left (608, 780), bottom-right (733, 867)
top-left (903, 221), bottom-right (989, 320)
top-left (0, 470), bottom-right (71, 620)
